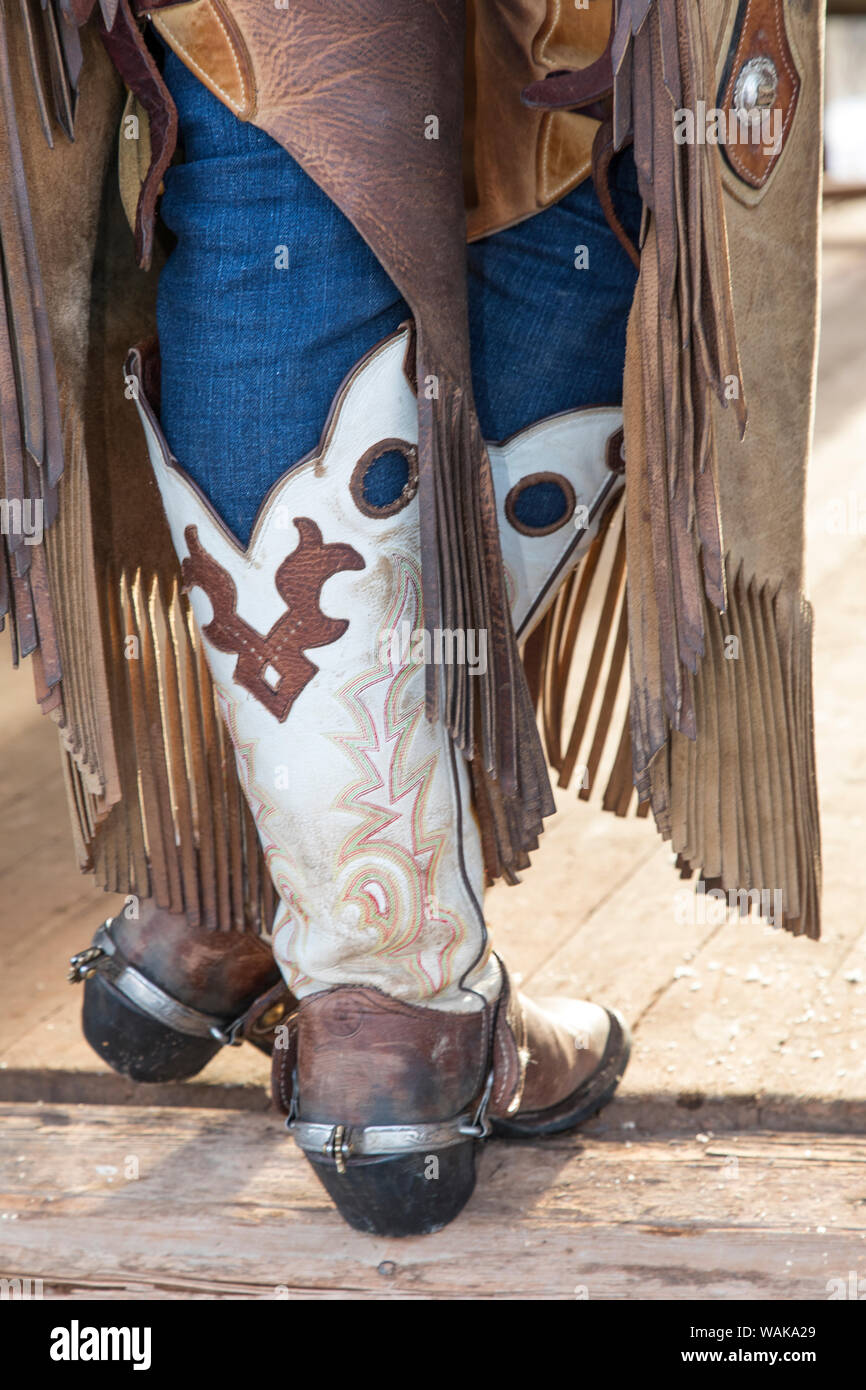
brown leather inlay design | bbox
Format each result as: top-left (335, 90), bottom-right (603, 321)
top-left (153, 0), bottom-right (256, 120)
top-left (504, 471), bottom-right (576, 538)
top-left (180, 518), bottom-right (364, 720)
top-left (718, 0), bottom-right (800, 190)
top-left (349, 438), bottom-right (419, 520)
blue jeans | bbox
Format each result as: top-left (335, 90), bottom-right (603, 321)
top-left (156, 49), bottom-right (641, 544)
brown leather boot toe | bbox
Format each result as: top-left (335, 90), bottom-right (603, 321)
top-left (490, 993), bottom-right (630, 1138)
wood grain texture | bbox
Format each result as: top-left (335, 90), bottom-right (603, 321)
top-left (1, 1103), bottom-right (866, 1300)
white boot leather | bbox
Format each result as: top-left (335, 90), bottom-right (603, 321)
top-left (129, 327), bottom-right (621, 1011)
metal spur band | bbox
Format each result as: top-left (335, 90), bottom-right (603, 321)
top-left (69, 921), bottom-right (255, 1046)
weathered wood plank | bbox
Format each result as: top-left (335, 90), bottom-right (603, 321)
top-left (1, 1103), bottom-right (865, 1300)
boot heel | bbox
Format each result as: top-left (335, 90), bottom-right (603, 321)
top-left (303, 1140), bottom-right (478, 1237)
top-left (82, 973), bottom-right (222, 1083)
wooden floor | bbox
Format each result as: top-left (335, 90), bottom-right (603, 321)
top-left (1, 201), bottom-right (865, 1299)
top-left (2, 1107), bottom-right (865, 1299)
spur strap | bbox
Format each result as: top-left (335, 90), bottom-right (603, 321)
top-left (68, 920), bottom-right (289, 1046)
top-left (287, 1071), bottom-right (495, 1174)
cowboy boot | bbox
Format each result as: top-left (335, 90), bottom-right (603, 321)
top-left (127, 323), bottom-right (628, 1225)
top-left (69, 904), bottom-right (294, 1083)
top-left (272, 963), bottom-right (629, 1236)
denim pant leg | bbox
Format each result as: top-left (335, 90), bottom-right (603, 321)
top-left (156, 49), bottom-right (641, 544)
top-left (467, 151), bottom-right (641, 440)
top-left (156, 50), bottom-right (409, 545)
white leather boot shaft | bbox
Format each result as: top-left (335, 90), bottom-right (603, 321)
top-left (130, 328), bottom-right (621, 1011)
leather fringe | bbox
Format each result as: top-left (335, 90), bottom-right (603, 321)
top-left (0, 0), bottom-right (65, 712)
top-left (44, 389), bottom-right (120, 803)
top-left (416, 350), bottom-right (555, 884)
top-left (98, 0), bottom-right (177, 271)
top-left (525, 497), bottom-right (647, 818)
top-left (526, 518), bottom-right (821, 936)
top-left (648, 563), bottom-right (821, 939)
top-left (16, 0), bottom-right (83, 144)
top-left (3, 3), bottom-right (272, 933)
top-left (74, 565), bottom-right (277, 932)
top-left (612, 0), bottom-right (747, 778)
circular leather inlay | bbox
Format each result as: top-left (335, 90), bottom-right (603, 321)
top-left (504, 472), bottom-right (576, 537)
top-left (350, 438), bottom-right (419, 519)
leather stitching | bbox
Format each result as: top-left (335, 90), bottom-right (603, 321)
top-left (212, 0), bottom-right (257, 119)
top-left (155, 1), bottom-right (248, 117)
top-left (533, 0), bottom-right (561, 69)
top-left (349, 438), bottom-right (419, 519)
top-left (491, 970), bottom-right (522, 1108)
top-left (274, 1016), bottom-right (297, 1114)
top-left (723, 0), bottom-right (798, 189)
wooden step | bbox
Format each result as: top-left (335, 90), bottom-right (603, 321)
top-left (2, 1102), bottom-right (865, 1300)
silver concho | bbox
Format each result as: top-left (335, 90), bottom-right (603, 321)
top-left (733, 56), bottom-right (779, 114)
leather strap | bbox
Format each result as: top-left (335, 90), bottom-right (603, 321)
top-left (97, 0), bottom-right (177, 269)
top-left (521, 3), bottom-right (615, 113)
top-left (522, 48), bottom-right (614, 113)
top-left (287, 1073), bottom-right (495, 1169)
top-left (69, 920), bottom-right (291, 1045)
top-left (289, 1078), bottom-right (493, 1162)
top-left (518, 15), bottom-right (640, 276)
top-left (590, 117), bottom-right (641, 271)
